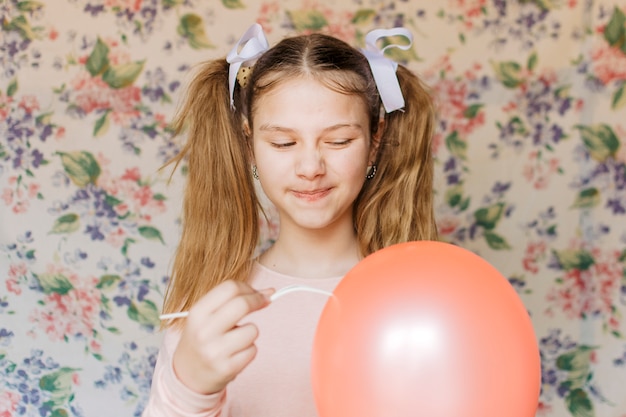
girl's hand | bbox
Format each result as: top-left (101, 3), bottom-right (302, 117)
top-left (172, 280), bottom-right (273, 395)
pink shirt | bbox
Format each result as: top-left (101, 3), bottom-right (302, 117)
top-left (143, 262), bottom-right (342, 417)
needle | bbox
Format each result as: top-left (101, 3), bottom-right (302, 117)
top-left (159, 284), bottom-right (333, 320)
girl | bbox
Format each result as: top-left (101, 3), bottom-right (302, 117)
top-left (143, 23), bottom-right (437, 417)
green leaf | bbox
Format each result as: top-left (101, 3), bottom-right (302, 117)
top-left (352, 9), bottom-right (376, 24)
top-left (107, 326), bottom-right (121, 334)
top-left (474, 202), bottom-right (505, 230)
top-left (571, 187), bottom-right (600, 209)
top-left (121, 237), bottom-right (136, 256)
top-left (50, 409), bottom-right (70, 417)
top-left (138, 226), bottom-right (164, 244)
top-left (222, 0), bottom-right (245, 8)
top-left (102, 61), bottom-right (145, 89)
top-left (557, 346), bottom-right (594, 371)
top-left (287, 10), bottom-right (328, 31)
top-left (445, 184), bottom-right (464, 208)
top-left (35, 273), bottom-right (74, 295)
top-left (463, 103), bottom-right (483, 119)
top-left (96, 275), bottom-right (121, 290)
top-left (378, 35), bottom-right (419, 62)
top-left (7, 79), bottom-right (18, 97)
top-left (565, 388), bottom-right (594, 417)
top-left (127, 299), bottom-right (160, 326)
top-left (445, 131), bottom-right (467, 160)
top-left (527, 51), bottom-right (538, 71)
top-left (612, 82), bottom-right (626, 110)
top-left (86, 38), bottom-right (110, 77)
top-left (93, 110), bottom-right (110, 137)
top-left (491, 61), bottom-right (523, 88)
top-left (444, 185), bottom-right (470, 211)
top-left (603, 7), bottom-right (626, 53)
top-left (6, 15), bottom-right (40, 40)
top-left (484, 230), bottom-right (511, 250)
top-left (39, 367), bottom-right (79, 407)
top-left (57, 151), bottom-right (101, 187)
top-left (177, 14), bottom-right (214, 49)
top-left (104, 193), bottom-right (123, 207)
top-left (50, 213), bottom-right (80, 234)
top-left (17, 1), bottom-right (44, 12)
top-left (575, 124), bottom-right (620, 162)
top-left (553, 249), bottom-right (595, 271)
top-left (521, 0), bottom-right (556, 11)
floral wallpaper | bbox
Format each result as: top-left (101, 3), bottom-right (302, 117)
top-left (1, 1), bottom-right (625, 416)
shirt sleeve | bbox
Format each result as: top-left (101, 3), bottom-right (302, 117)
top-left (142, 328), bottom-right (228, 417)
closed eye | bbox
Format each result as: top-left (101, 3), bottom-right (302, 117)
top-left (271, 142), bottom-right (296, 149)
top-left (327, 139), bottom-right (354, 146)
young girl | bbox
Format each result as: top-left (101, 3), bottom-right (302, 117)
top-left (143, 23), bottom-right (437, 417)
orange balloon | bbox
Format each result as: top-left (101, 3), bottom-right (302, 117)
top-left (311, 241), bottom-right (541, 417)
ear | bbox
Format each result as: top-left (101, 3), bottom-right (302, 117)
top-left (368, 119), bottom-right (384, 164)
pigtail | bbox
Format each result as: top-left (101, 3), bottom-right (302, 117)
top-left (355, 65), bottom-right (438, 256)
top-left (161, 59), bottom-right (260, 322)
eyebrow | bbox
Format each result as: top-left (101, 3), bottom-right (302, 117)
top-left (258, 123), bottom-right (364, 134)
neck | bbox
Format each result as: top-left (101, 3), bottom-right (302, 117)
top-left (259, 221), bottom-right (361, 279)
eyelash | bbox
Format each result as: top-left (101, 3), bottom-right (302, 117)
top-left (271, 142), bottom-right (295, 149)
top-left (269, 139), bottom-right (354, 148)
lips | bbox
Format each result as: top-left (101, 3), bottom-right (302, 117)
top-left (291, 188), bottom-right (332, 202)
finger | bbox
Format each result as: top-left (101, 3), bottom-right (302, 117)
top-left (220, 323), bottom-right (260, 356)
top-left (209, 291), bottom-right (271, 334)
top-left (195, 280), bottom-right (258, 316)
top-left (226, 345), bottom-right (259, 378)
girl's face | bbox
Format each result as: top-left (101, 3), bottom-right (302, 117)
top-left (252, 76), bottom-right (375, 235)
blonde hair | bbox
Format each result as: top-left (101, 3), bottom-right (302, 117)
top-left (162, 32), bottom-right (437, 325)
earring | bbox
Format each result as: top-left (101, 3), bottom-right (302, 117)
top-left (252, 165), bottom-right (259, 180)
top-left (366, 164), bottom-right (377, 180)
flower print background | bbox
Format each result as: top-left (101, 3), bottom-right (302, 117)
top-left (1, 1), bottom-right (625, 416)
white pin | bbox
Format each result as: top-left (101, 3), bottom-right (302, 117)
top-left (159, 285), bottom-right (333, 321)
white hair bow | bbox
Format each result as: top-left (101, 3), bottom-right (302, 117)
top-left (361, 27), bottom-right (413, 113)
top-left (226, 23), bottom-right (270, 109)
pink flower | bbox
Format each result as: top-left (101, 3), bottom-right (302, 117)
top-left (535, 401), bottom-right (552, 416)
top-left (55, 126), bottom-right (66, 139)
top-left (106, 227), bottom-right (127, 248)
top-left (90, 339), bottom-right (102, 353)
top-left (437, 217), bottom-right (461, 237)
top-left (27, 183), bottom-right (40, 198)
top-left (590, 43), bottom-right (626, 85)
top-left (1, 188), bottom-right (12, 205)
top-left (0, 391), bottom-right (20, 417)
top-left (12, 200), bottom-right (29, 214)
top-left (522, 241), bottom-right (546, 274)
top-left (522, 153), bottom-right (561, 190)
top-left (122, 167), bottom-right (141, 182)
top-left (546, 246), bottom-right (622, 328)
top-left (8, 262), bottom-right (28, 279)
top-left (5, 279), bottom-right (21, 295)
top-left (71, 72), bottom-right (141, 124)
top-left (29, 268), bottom-right (103, 347)
top-left (18, 95), bottom-right (40, 114)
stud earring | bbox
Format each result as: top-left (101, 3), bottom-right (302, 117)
top-left (252, 165), bottom-right (259, 180)
top-left (366, 164), bottom-right (377, 180)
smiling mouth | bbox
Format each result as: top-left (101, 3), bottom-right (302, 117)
top-left (292, 188), bottom-right (332, 201)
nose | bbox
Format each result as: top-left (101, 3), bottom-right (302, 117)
top-left (295, 145), bottom-right (325, 179)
